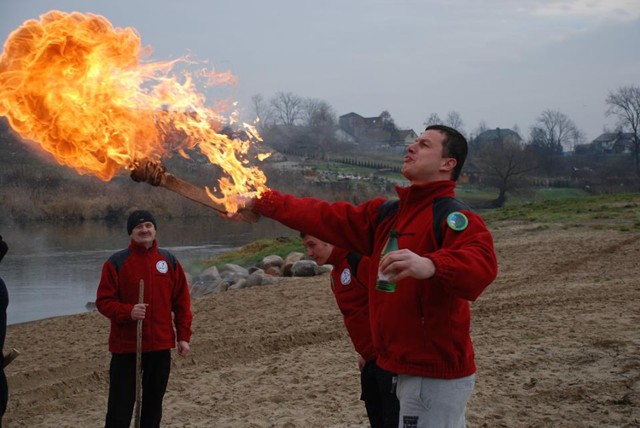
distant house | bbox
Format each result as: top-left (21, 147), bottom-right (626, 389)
top-left (474, 128), bottom-right (522, 147)
top-left (338, 112), bottom-right (416, 149)
top-left (397, 129), bottom-right (418, 145)
top-left (574, 132), bottom-right (636, 155)
top-left (465, 128), bottom-right (522, 184)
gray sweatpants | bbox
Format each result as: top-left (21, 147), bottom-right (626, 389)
top-left (396, 374), bottom-right (475, 428)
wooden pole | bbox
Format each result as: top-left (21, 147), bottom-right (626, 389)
top-left (134, 279), bottom-right (144, 428)
top-left (2, 348), bottom-right (20, 368)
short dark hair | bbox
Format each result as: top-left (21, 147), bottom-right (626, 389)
top-left (425, 124), bottom-right (468, 181)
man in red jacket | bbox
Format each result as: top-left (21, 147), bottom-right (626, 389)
top-left (301, 233), bottom-right (399, 428)
top-left (228, 125), bottom-right (498, 427)
top-left (97, 210), bottom-right (192, 428)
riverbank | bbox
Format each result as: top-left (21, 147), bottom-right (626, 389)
top-left (3, 221), bottom-right (639, 426)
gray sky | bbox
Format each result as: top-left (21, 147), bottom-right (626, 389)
top-left (1, 0), bottom-right (639, 142)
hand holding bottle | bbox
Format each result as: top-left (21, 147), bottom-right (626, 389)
top-left (378, 249), bottom-right (437, 285)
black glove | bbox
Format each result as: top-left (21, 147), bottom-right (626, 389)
top-left (0, 235), bottom-right (7, 263)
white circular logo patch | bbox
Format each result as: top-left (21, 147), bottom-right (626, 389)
top-left (156, 260), bottom-right (169, 274)
top-left (340, 268), bottom-right (352, 286)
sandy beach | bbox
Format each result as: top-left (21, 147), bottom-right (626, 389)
top-left (3, 220), bottom-right (639, 427)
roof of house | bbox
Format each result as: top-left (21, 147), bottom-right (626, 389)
top-left (339, 112), bottom-right (382, 123)
top-left (339, 112), bottom-right (415, 145)
top-left (397, 129), bottom-right (417, 139)
top-left (592, 132), bottom-right (635, 143)
top-left (476, 128), bottom-right (522, 142)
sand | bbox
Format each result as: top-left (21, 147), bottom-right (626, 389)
top-left (3, 221), bottom-right (639, 427)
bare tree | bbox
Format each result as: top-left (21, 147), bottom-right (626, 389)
top-left (303, 98), bottom-right (338, 148)
top-left (528, 125), bottom-right (559, 176)
top-left (474, 120), bottom-right (489, 136)
top-left (250, 94), bottom-right (273, 131)
top-left (423, 113), bottom-right (442, 127)
top-left (380, 110), bottom-right (399, 143)
top-left (445, 111), bottom-right (465, 133)
top-left (270, 92), bottom-right (304, 126)
top-left (534, 109), bottom-right (582, 152)
top-left (423, 111), bottom-right (465, 134)
top-left (529, 109), bottom-right (582, 176)
top-left (302, 98), bottom-right (337, 129)
top-left (475, 139), bottom-right (537, 207)
top-left (606, 85), bottom-right (640, 177)
top-left (467, 121), bottom-right (488, 159)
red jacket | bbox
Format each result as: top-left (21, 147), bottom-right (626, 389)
top-left (253, 180), bottom-right (498, 379)
top-left (96, 240), bottom-right (192, 354)
top-left (327, 247), bottom-right (377, 362)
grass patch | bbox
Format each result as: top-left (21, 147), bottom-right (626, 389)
top-left (455, 185), bottom-right (497, 206)
top-left (483, 192), bottom-right (640, 231)
top-left (194, 236), bottom-right (305, 272)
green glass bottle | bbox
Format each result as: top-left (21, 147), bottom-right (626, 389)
top-left (376, 230), bottom-right (399, 292)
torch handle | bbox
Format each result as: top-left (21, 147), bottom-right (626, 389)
top-left (160, 174), bottom-right (227, 213)
top-left (130, 159), bottom-right (261, 222)
top-left (160, 174), bottom-right (261, 222)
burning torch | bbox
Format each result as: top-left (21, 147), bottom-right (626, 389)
top-left (130, 158), bottom-right (260, 222)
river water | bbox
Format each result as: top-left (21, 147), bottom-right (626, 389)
top-left (0, 216), bottom-right (294, 325)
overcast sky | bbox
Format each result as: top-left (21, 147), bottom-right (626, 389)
top-left (1, 0), bottom-right (639, 142)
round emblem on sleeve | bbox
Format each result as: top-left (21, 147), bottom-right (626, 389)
top-left (156, 260), bottom-right (169, 274)
top-left (340, 268), bottom-right (352, 285)
top-left (446, 212), bottom-right (469, 231)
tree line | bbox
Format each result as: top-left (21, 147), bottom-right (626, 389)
top-left (252, 85), bottom-right (640, 206)
top-left (1, 85), bottom-right (638, 222)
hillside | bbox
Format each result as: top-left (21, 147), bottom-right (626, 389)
top-left (0, 120), bottom-right (402, 224)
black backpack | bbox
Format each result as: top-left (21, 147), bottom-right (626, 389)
top-left (345, 197), bottom-right (471, 274)
top-left (375, 197), bottom-right (472, 247)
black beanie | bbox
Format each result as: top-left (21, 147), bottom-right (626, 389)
top-left (0, 235), bottom-right (7, 264)
top-left (127, 210), bottom-right (157, 235)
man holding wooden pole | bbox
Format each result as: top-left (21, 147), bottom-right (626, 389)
top-left (97, 210), bottom-right (192, 428)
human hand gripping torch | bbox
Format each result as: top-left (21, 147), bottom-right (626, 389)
top-left (134, 279), bottom-right (144, 428)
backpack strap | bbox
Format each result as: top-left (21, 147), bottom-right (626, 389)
top-left (158, 248), bottom-right (178, 270)
top-left (376, 199), bottom-right (400, 226)
top-left (108, 248), bottom-right (131, 273)
top-left (432, 197), bottom-right (473, 247)
top-left (374, 197), bottom-right (472, 248)
top-left (345, 252), bottom-right (363, 276)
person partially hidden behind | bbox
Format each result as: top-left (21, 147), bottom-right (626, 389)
top-left (226, 125), bottom-right (498, 427)
top-left (0, 235), bottom-right (9, 427)
top-left (301, 233), bottom-right (399, 428)
top-left (96, 210), bottom-right (192, 428)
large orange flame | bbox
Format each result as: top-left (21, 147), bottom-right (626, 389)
top-left (0, 10), bottom-right (268, 210)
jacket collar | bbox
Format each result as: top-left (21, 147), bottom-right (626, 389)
top-left (395, 180), bottom-right (456, 204)
top-left (129, 239), bottom-right (158, 253)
